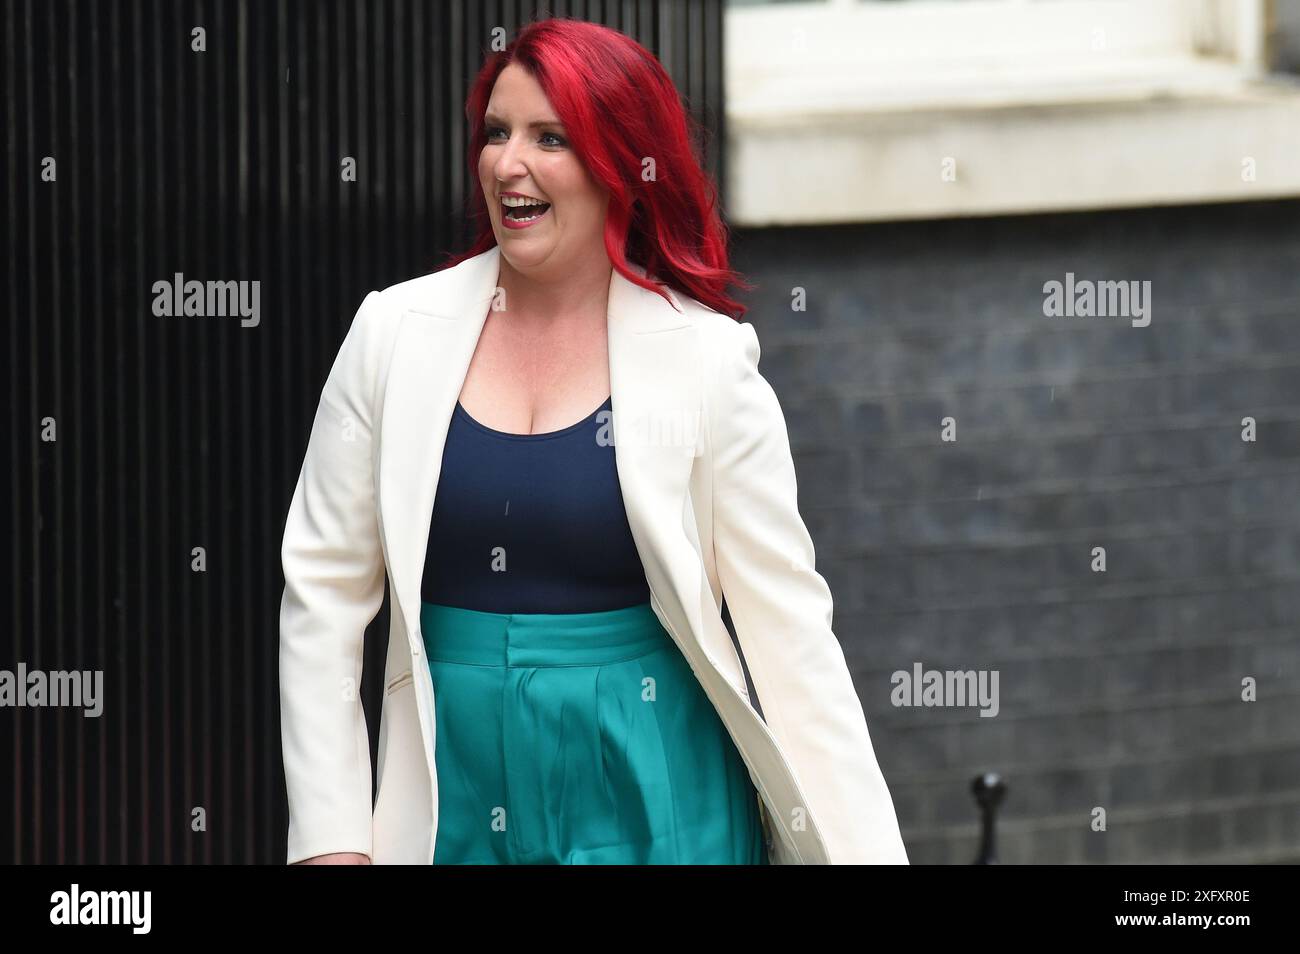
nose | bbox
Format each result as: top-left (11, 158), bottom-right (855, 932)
top-left (492, 132), bottom-right (528, 184)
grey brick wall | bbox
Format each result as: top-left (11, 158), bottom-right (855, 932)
top-left (1276, 0), bottom-right (1300, 74)
top-left (731, 198), bottom-right (1300, 863)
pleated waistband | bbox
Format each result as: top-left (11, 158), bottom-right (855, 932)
top-left (419, 600), bottom-right (674, 667)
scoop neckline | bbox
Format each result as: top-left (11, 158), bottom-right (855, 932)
top-left (455, 395), bottom-right (612, 441)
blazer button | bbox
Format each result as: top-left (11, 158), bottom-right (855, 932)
top-left (412, 643), bottom-right (421, 657)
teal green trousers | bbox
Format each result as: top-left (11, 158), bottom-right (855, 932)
top-left (420, 600), bottom-right (768, 865)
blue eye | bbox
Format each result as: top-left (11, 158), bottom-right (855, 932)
top-left (485, 126), bottom-right (566, 147)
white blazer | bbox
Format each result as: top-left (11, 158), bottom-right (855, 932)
top-left (278, 245), bottom-right (909, 865)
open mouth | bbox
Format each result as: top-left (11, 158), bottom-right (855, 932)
top-left (502, 201), bottom-right (551, 223)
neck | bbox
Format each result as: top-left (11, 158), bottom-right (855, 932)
top-left (496, 252), bottom-right (614, 326)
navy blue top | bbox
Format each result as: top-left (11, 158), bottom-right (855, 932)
top-left (420, 394), bottom-right (653, 614)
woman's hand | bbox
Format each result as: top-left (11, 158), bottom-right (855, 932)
top-left (294, 852), bottom-right (371, 865)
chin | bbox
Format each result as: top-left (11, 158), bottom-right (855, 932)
top-left (499, 245), bottom-right (555, 270)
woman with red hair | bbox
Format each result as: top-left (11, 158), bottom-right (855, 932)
top-left (279, 17), bottom-right (909, 866)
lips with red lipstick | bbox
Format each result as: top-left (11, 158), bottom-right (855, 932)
top-left (500, 192), bottom-right (551, 223)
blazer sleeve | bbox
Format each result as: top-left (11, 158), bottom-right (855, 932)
top-left (709, 320), bottom-right (909, 865)
top-left (278, 290), bottom-right (388, 865)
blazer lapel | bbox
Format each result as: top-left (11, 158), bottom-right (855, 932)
top-left (378, 247), bottom-right (502, 642)
top-left (377, 246), bottom-right (703, 659)
top-left (604, 265), bottom-right (712, 670)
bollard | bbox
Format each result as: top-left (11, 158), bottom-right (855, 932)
top-left (972, 772), bottom-right (1006, 864)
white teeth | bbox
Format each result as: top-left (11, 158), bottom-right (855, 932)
top-left (502, 195), bottom-right (549, 223)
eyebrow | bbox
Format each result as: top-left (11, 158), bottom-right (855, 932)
top-left (483, 112), bottom-right (565, 129)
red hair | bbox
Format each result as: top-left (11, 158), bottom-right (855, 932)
top-left (437, 17), bottom-right (751, 320)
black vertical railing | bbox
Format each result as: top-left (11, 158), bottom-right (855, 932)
top-left (5, 0), bottom-right (727, 865)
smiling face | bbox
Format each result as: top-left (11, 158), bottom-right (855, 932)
top-left (478, 63), bottom-right (609, 278)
